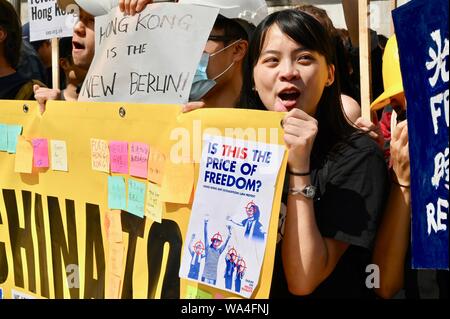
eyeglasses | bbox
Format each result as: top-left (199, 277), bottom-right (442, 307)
top-left (208, 35), bottom-right (235, 42)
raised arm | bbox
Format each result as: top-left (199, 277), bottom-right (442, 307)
top-left (219, 225), bottom-right (232, 254)
top-left (203, 217), bottom-right (208, 249)
top-left (188, 233), bottom-right (195, 256)
top-left (372, 120), bottom-right (411, 299)
top-left (282, 109), bottom-right (349, 295)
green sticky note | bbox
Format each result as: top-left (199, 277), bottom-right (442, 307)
top-left (7, 125), bottom-right (22, 154)
top-left (108, 176), bottom-right (127, 210)
top-left (185, 285), bottom-right (213, 299)
top-left (127, 179), bottom-right (146, 218)
top-left (196, 288), bottom-right (213, 299)
top-left (0, 124), bottom-right (7, 151)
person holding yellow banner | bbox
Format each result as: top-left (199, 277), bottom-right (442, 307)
top-left (240, 9), bottom-right (389, 298)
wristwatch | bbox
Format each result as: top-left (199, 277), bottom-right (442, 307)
top-left (288, 185), bottom-right (316, 199)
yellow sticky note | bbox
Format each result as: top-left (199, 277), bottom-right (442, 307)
top-left (145, 182), bottom-right (162, 223)
top-left (148, 148), bottom-right (166, 185)
top-left (105, 210), bottom-right (123, 243)
top-left (109, 242), bottom-right (124, 277)
top-left (51, 140), bottom-right (68, 171)
top-left (90, 138), bottom-right (110, 173)
top-left (106, 275), bottom-right (121, 299)
top-left (14, 136), bottom-right (33, 173)
top-left (160, 162), bottom-right (194, 204)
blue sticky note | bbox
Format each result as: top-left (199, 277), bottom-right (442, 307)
top-left (127, 179), bottom-right (146, 218)
top-left (0, 124), bottom-right (7, 151)
top-left (108, 176), bottom-right (127, 210)
top-left (7, 125), bottom-right (23, 154)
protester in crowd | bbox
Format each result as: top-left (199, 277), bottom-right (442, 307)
top-left (342, 0), bottom-right (384, 109)
top-left (0, 0), bottom-right (45, 100)
top-left (240, 9), bottom-right (389, 298)
top-left (17, 23), bottom-right (48, 86)
top-left (59, 36), bottom-right (87, 100)
top-left (359, 35), bottom-right (449, 299)
top-left (34, 0), bottom-right (97, 112)
top-left (295, 4), bottom-right (361, 124)
top-left (22, 22), bottom-right (52, 86)
top-left (120, 0), bottom-right (268, 111)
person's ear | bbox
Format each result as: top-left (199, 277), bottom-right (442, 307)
top-left (232, 40), bottom-right (248, 63)
top-left (0, 27), bottom-right (7, 43)
top-left (325, 64), bottom-right (335, 87)
top-left (59, 57), bottom-right (69, 71)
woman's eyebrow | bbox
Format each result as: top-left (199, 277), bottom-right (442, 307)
top-left (260, 47), bottom-right (309, 55)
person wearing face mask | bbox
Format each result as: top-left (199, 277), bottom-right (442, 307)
top-left (119, 0), bottom-right (268, 111)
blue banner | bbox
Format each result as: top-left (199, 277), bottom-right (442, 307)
top-left (393, 0), bottom-right (449, 269)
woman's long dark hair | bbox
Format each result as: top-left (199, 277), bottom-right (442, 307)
top-left (239, 9), bottom-right (358, 163)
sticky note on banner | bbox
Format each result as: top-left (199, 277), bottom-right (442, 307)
top-left (32, 138), bottom-right (49, 168)
top-left (108, 176), bottom-right (127, 210)
top-left (130, 142), bottom-right (149, 179)
top-left (185, 285), bottom-right (213, 299)
top-left (127, 179), bottom-right (146, 218)
top-left (51, 140), bottom-right (68, 171)
top-left (7, 125), bottom-right (22, 154)
top-left (109, 141), bottom-right (128, 174)
top-left (105, 210), bottom-right (123, 243)
top-left (0, 124), bottom-right (7, 151)
top-left (148, 148), bottom-right (166, 185)
top-left (91, 138), bottom-right (110, 173)
top-left (160, 162), bottom-right (194, 204)
top-left (14, 136), bottom-right (33, 174)
top-left (145, 182), bottom-right (162, 223)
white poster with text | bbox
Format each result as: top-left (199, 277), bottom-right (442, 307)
top-left (27, 0), bottom-right (78, 41)
top-left (78, 3), bottom-right (218, 103)
top-left (179, 135), bottom-right (285, 298)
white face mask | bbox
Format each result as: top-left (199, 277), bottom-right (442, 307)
top-left (189, 39), bottom-right (241, 101)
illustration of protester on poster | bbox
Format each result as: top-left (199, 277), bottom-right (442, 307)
top-left (179, 135), bottom-right (285, 298)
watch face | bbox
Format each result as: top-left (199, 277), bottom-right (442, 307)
top-left (304, 186), bottom-right (316, 198)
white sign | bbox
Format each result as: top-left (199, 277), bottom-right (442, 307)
top-left (78, 3), bottom-right (219, 104)
top-left (179, 135), bottom-right (285, 298)
top-left (27, 0), bottom-right (78, 41)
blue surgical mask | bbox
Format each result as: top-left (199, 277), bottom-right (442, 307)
top-left (190, 52), bottom-right (217, 101)
top-left (189, 39), bottom-right (241, 102)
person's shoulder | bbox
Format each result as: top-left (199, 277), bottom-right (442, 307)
top-left (335, 133), bottom-right (383, 159)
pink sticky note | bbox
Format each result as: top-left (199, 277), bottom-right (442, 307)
top-left (109, 141), bottom-right (128, 174)
top-left (130, 142), bottom-right (149, 179)
top-left (32, 138), bottom-right (49, 168)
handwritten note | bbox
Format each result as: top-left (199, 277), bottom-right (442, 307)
top-left (108, 176), bottom-right (127, 210)
top-left (109, 141), bottom-right (128, 174)
top-left (91, 138), bottom-right (110, 173)
top-left (130, 142), bottom-right (149, 179)
top-left (0, 123), bottom-right (7, 151)
top-left (7, 125), bottom-right (22, 154)
top-left (51, 140), bottom-right (68, 171)
top-left (148, 148), bottom-right (166, 185)
top-left (127, 179), bottom-right (146, 218)
top-left (145, 182), bottom-right (163, 223)
top-left (14, 136), bottom-right (33, 173)
top-left (32, 138), bottom-right (49, 168)
top-left (105, 210), bottom-right (123, 243)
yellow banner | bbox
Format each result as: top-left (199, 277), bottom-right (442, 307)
top-left (0, 100), bottom-right (287, 299)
